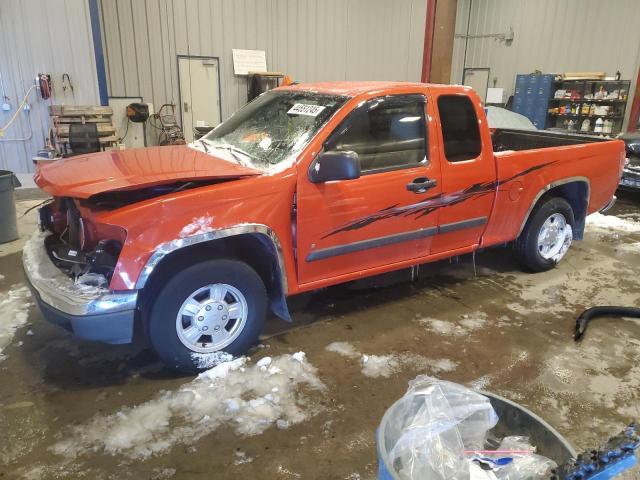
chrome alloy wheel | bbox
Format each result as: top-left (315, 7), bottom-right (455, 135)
top-left (537, 213), bottom-right (573, 261)
top-left (175, 283), bottom-right (248, 353)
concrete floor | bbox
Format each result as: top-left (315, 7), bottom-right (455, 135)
top-left (1, 190), bottom-right (640, 479)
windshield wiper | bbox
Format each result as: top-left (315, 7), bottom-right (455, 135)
top-left (196, 138), bottom-right (212, 154)
top-left (201, 140), bottom-right (255, 166)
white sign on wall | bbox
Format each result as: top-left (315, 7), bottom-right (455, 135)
top-left (232, 49), bottom-right (267, 75)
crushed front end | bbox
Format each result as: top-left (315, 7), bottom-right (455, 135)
top-left (22, 197), bottom-right (137, 344)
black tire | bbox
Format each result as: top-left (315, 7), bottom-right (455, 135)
top-left (514, 196), bottom-right (575, 272)
top-left (148, 259), bottom-right (267, 373)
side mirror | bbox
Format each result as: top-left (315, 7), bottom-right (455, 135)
top-left (308, 151), bottom-right (361, 183)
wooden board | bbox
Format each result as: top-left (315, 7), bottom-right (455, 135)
top-left (55, 116), bottom-right (112, 123)
top-left (57, 135), bottom-right (119, 145)
top-left (49, 105), bottom-right (113, 116)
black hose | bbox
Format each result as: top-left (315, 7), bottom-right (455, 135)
top-left (574, 306), bottom-right (640, 341)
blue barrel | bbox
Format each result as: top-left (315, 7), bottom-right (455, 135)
top-left (377, 391), bottom-right (576, 479)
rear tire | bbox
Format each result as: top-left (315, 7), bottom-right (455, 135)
top-left (148, 259), bottom-right (267, 373)
top-left (514, 197), bottom-right (575, 272)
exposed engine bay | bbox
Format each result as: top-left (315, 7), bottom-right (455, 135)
top-left (38, 198), bottom-right (123, 288)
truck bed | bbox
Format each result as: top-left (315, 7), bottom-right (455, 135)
top-left (492, 128), bottom-right (610, 152)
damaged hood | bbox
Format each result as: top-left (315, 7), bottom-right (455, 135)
top-left (34, 145), bottom-right (261, 198)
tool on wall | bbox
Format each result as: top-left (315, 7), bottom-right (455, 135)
top-left (118, 102), bottom-right (150, 144)
top-left (61, 73), bottom-right (75, 101)
top-left (37, 73), bottom-right (52, 100)
top-left (0, 72), bottom-right (10, 111)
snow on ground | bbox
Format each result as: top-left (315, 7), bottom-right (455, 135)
top-left (179, 215), bottom-right (215, 238)
top-left (191, 351), bottom-right (234, 369)
top-left (51, 353), bottom-right (324, 460)
top-left (585, 212), bottom-right (640, 236)
top-left (0, 285), bottom-right (33, 361)
top-left (416, 312), bottom-right (487, 337)
top-left (616, 241), bottom-right (640, 255)
top-left (325, 342), bottom-right (458, 378)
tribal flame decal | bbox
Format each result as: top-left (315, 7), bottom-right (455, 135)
top-left (321, 161), bottom-right (557, 239)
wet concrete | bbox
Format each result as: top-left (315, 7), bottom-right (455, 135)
top-left (1, 190), bottom-right (640, 479)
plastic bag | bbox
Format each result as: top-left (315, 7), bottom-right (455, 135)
top-left (387, 376), bottom-right (499, 480)
top-left (490, 436), bottom-right (557, 480)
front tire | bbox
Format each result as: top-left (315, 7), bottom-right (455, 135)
top-left (148, 259), bottom-right (267, 372)
top-left (514, 197), bottom-right (575, 272)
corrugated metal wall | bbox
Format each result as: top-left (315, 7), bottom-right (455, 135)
top-left (451, 0), bottom-right (640, 127)
top-left (0, 0), bottom-right (99, 174)
top-left (99, 0), bottom-right (427, 135)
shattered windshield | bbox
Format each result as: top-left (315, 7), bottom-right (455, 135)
top-left (199, 90), bottom-right (348, 170)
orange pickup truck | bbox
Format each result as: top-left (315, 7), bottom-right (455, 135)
top-left (25, 82), bottom-right (624, 371)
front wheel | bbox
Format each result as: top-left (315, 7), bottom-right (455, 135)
top-left (148, 259), bottom-right (267, 372)
top-left (514, 197), bottom-right (574, 272)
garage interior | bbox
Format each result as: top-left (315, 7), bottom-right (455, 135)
top-left (1, 0), bottom-right (640, 479)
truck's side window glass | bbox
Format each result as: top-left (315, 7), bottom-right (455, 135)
top-left (326, 95), bottom-right (427, 173)
top-left (438, 95), bottom-right (482, 162)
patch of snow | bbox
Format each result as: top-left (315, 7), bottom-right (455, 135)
top-left (0, 273), bottom-right (4, 282)
top-left (276, 419), bottom-right (290, 429)
top-left (586, 212), bottom-right (640, 236)
top-left (292, 351), bottom-right (306, 363)
top-left (325, 341), bottom-right (360, 359)
top-left (51, 353), bottom-right (324, 460)
top-left (151, 468), bottom-right (176, 479)
top-left (257, 356), bottom-right (272, 369)
top-left (233, 450), bottom-right (253, 465)
top-left (190, 351), bottom-right (234, 369)
top-left (75, 272), bottom-right (108, 289)
top-left (361, 354), bottom-right (400, 378)
top-left (179, 215), bottom-right (215, 238)
top-left (427, 358), bottom-right (459, 373)
top-left (325, 342), bottom-right (458, 378)
top-left (277, 465), bottom-right (302, 478)
top-left (0, 285), bottom-right (33, 361)
top-left (418, 313), bottom-right (488, 337)
top-left (616, 241), bottom-right (640, 255)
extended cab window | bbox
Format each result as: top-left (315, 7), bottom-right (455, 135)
top-left (438, 95), bottom-right (482, 162)
top-left (326, 95), bottom-right (427, 173)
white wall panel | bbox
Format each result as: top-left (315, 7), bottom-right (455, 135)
top-left (0, 0), bottom-right (99, 174)
top-left (450, 0), bottom-right (640, 128)
top-left (100, 0), bottom-right (428, 141)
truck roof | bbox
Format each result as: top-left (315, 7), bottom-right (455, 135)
top-left (280, 81), bottom-right (469, 97)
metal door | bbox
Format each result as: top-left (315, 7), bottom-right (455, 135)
top-left (178, 56), bottom-right (221, 143)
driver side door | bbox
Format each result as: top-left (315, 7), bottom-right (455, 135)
top-left (296, 94), bottom-right (442, 287)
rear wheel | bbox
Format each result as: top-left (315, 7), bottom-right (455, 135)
top-left (515, 197), bottom-right (574, 272)
top-left (148, 259), bottom-right (267, 372)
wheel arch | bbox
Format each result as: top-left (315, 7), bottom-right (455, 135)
top-left (137, 225), bottom-right (291, 324)
top-left (517, 177), bottom-right (590, 240)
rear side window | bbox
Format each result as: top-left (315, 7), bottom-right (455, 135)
top-left (326, 95), bottom-right (427, 173)
top-left (437, 95), bottom-right (482, 162)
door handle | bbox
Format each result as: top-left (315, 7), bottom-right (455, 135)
top-left (184, 102), bottom-right (189, 113)
top-left (406, 177), bottom-right (437, 194)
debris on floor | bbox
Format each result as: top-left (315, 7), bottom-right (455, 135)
top-left (51, 353), bottom-right (324, 460)
top-left (0, 285), bottom-right (32, 361)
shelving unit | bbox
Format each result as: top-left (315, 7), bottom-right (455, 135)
top-left (512, 75), bottom-right (631, 136)
top-left (547, 79), bottom-right (631, 136)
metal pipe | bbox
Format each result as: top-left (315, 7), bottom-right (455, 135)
top-left (420, 0), bottom-right (437, 83)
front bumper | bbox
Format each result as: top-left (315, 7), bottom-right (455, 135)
top-left (22, 231), bottom-right (137, 344)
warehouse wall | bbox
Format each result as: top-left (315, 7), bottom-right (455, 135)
top-left (450, 0), bottom-right (640, 127)
top-left (0, 0), bottom-right (100, 175)
top-left (99, 0), bottom-right (427, 140)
